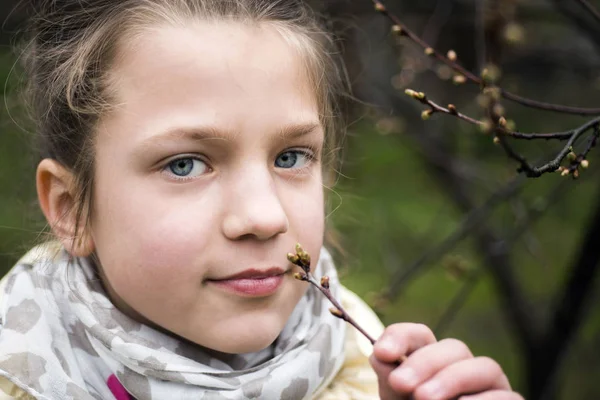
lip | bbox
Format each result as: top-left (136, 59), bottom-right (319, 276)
top-left (207, 267), bottom-right (286, 297)
top-left (218, 267), bottom-right (286, 280)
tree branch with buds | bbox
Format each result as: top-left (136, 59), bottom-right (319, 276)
top-left (371, 0), bottom-right (600, 116)
top-left (288, 244), bottom-right (407, 362)
top-left (403, 79), bottom-right (600, 178)
top-left (288, 244), bottom-right (378, 344)
top-left (370, 0), bottom-right (600, 178)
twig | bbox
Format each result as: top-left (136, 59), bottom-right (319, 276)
top-left (509, 198), bottom-right (548, 268)
top-left (405, 89), bottom-right (482, 125)
top-left (404, 89), bottom-right (587, 140)
top-left (551, 0), bottom-right (600, 52)
top-left (288, 244), bottom-right (408, 362)
top-left (404, 89), bottom-right (600, 177)
top-left (386, 176), bottom-right (524, 299)
top-left (575, 0), bottom-right (600, 24)
top-left (434, 176), bottom-right (573, 335)
top-left (287, 245), bottom-right (376, 344)
top-left (485, 95), bottom-right (539, 176)
top-left (371, 0), bottom-right (600, 116)
top-left (521, 117), bottom-right (599, 177)
top-left (434, 269), bottom-right (483, 336)
top-left (528, 187), bottom-right (600, 399)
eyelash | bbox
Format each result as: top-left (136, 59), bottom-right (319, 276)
top-left (160, 154), bottom-right (211, 182)
top-left (277, 148), bottom-right (317, 171)
top-left (160, 147), bottom-right (319, 181)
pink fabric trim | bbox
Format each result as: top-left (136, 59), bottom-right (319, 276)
top-left (107, 374), bottom-right (133, 400)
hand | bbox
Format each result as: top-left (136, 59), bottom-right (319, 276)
top-left (369, 323), bottom-right (524, 400)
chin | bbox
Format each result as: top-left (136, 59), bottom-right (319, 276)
top-left (201, 314), bottom-right (287, 354)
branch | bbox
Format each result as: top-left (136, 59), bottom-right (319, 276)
top-left (370, 0), bottom-right (600, 116)
top-left (383, 120), bottom-right (542, 348)
top-left (575, 0), bottom-right (600, 25)
top-left (526, 187), bottom-right (600, 399)
top-left (385, 175), bottom-right (525, 300)
top-left (404, 89), bottom-right (584, 140)
top-left (434, 269), bottom-right (483, 336)
top-left (550, 0), bottom-right (600, 53)
top-left (517, 117), bottom-right (599, 177)
top-left (405, 89), bottom-right (482, 125)
top-left (403, 89), bottom-right (600, 177)
top-left (433, 177), bottom-right (572, 336)
top-left (287, 244), bottom-right (408, 361)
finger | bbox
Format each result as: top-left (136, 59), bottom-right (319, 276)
top-left (373, 323), bottom-right (437, 364)
top-left (459, 390), bottom-right (525, 400)
top-left (369, 355), bottom-right (404, 400)
top-left (388, 338), bottom-right (473, 393)
top-left (413, 357), bottom-right (511, 400)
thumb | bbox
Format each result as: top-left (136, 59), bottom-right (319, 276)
top-left (369, 354), bottom-right (405, 400)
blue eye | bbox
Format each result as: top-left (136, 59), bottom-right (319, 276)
top-left (165, 157), bottom-right (208, 178)
top-left (275, 151), bottom-right (311, 169)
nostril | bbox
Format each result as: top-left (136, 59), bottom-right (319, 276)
top-left (222, 204), bottom-right (289, 241)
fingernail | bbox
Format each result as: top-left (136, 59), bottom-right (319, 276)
top-left (391, 367), bottom-right (418, 386)
top-left (420, 379), bottom-right (443, 399)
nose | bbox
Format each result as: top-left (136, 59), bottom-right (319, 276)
top-left (221, 167), bottom-right (289, 241)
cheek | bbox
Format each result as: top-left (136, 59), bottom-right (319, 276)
top-left (285, 176), bottom-right (325, 257)
top-left (91, 182), bottom-right (218, 293)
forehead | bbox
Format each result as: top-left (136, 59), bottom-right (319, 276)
top-left (103, 21), bottom-right (320, 141)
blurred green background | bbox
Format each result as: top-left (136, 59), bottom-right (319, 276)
top-left (1, 1), bottom-right (600, 399)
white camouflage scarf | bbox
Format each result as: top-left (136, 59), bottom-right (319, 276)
top-left (0, 244), bottom-right (345, 399)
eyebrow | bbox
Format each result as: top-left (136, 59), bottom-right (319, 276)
top-left (141, 122), bottom-right (322, 146)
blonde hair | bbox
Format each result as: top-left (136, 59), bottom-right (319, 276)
top-left (24, 0), bottom-right (348, 245)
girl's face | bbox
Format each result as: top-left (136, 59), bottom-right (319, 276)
top-left (90, 22), bottom-right (325, 354)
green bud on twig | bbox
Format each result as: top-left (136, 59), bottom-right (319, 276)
top-left (453, 75), bottom-right (466, 84)
top-left (374, 2), bottom-right (386, 12)
top-left (442, 255), bottom-right (470, 280)
top-left (298, 251), bottom-right (310, 266)
top-left (287, 253), bottom-right (299, 264)
top-left (294, 272), bottom-right (306, 281)
top-left (421, 109), bottom-right (434, 120)
top-left (505, 119), bottom-right (516, 131)
top-left (481, 64), bottom-right (501, 83)
top-left (480, 119), bottom-right (493, 134)
top-left (477, 94), bottom-right (491, 108)
top-left (504, 22), bottom-right (525, 44)
top-left (492, 104), bottom-right (505, 117)
top-left (567, 152), bottom-right (577, 162)
top-left (289, 243), bottom-right (377, 345)
top-left (482, 87), bottom-right (501, 101)
top-left (404, 89), bottom-right (426, 100)
top-left (391, 25), bottom-right (402, 34)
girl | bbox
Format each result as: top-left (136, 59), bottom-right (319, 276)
top-left (0, 1), bottom-right (522, 399)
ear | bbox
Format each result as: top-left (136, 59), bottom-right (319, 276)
top-left (36, 159), bottom-right (95, 257)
